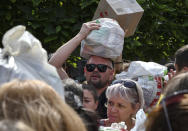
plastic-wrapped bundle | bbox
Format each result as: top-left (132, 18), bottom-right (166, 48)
top-left (0, 25), bottom-right (64, 99)
top-left (80, 18), bottom-right (125, 60)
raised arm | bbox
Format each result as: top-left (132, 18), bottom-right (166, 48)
top-left (49, 21), bottom-right (100, 79)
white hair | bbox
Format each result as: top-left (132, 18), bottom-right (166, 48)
top-left (106, 79), bottom-right (144, 109)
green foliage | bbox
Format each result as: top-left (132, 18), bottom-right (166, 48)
top-left (0, 0), bottom-right (99, 53)
top-left (66, 56), bottom-right (81, 68)
top-left (124, 0), bottom-right (188, 62)
top-left (0, 0), bottom-right (187, 65)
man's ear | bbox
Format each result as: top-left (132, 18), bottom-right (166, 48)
top-left (109, 69), bottom-right (115, 81)
top-left (110, 68), bottom-right (115, 75)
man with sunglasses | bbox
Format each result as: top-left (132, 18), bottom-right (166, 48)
top-left (49, 20), bottom-right (115, 118)
top-left (49, 20), bottom-right (101, 80)
top-left (84, 55), bottom-right (114, 118)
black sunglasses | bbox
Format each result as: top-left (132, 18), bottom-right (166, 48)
top-left (112, 79), bottom-right (138, 95)
top-left (161, 89), bottom-right (188, 131)
top-left (85, 64), bottom-right (112, 73)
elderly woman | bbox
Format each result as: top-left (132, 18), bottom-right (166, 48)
top-left (99, 79), bottom-right (145, 131)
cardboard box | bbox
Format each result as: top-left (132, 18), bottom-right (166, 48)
top-left (93, 0), bottom-right (144, 37)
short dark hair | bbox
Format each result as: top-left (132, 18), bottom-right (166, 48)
top-left (175, 45), bottom-right (188, 72)
top-left (82, 84), bottom-right (98, 102)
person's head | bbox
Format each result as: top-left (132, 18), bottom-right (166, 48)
top-left (165, 62), bottom-right (176, 72)
top-left (0, 120), bottom-right (35, 131)
top-left (62, 79), bottom-right (99, 131)
top-left (0, 79), bottom-right (86, 131)
top-left (82, 83), bottom-right (98, 111)
top-left (114, 60), bottom-right (130, 74)
top-left (174, 45), bottom-right (188, 73)
top-left (163, 72), bottom-right (188, 97)
top-left (105, 79), bottom-right (144, 127)
top-left (84, 55), bottom-right (114, 90)
top-left (63, 78), bottom-right (83, 111)
top-left (145, 90), bottom-right (188, 131)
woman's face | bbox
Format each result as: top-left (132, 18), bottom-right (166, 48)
top-left (83, 89), bottom-right (98, 111)
top-left (107, 96), bottom-right (136, 123)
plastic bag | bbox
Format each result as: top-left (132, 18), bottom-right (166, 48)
top-left (115, 61), bottom-right (167, 109)
top-left (80, 18), bottom-right (125, 60)
top-left (0, 25), bottom-right (64, 99)
top-left (130, 109), bottom-right (146, 131)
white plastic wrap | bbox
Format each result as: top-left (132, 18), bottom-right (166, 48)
top-left (80, 18), bottom-right (125, 60)
top-left (99, 121), bottom-right (127, 131)
top-left (130, 109), bottom-right (146, 131)
top-left (0, 25), bottom-right (64, 99)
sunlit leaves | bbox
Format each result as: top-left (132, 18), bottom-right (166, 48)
top-left (122, 0), bottom-right (188, 62)
top-left (185, 0), bottom-right (188, 8)
top-left (44, 35), bottom-right (58, 43)
top-left (0, 0), bottom-right (187, 64)
top-left (43, 24), bottom-right (56, 35)
top-left (80, 0), bottom-right (98, 9)
top-left (56, 25), bottom-right (61, 33)
top-left (10, 0), bottom-right (16, 3)
top-left (32, 0), bottom-right (42, 7)
top-left (59, 1), bottom-right (63, 7)
top-left (5, 12), bottom-right (11, 21)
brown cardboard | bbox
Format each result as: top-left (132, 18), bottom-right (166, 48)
top-left (93, 0), bottom-right (144, 37)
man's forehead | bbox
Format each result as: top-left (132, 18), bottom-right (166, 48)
top-left (87, 56), bottom-right (112, 64)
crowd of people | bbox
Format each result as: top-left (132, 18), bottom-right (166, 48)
top-left (0, 19), bottom-right (187, 131)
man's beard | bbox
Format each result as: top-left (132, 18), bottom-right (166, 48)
top-left (88, 79), bottom-right (108, 89)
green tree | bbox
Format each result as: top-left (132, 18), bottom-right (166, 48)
top-left (0, 0), bottom-right (187, 63)
top-left (125, 0), bottom-right (188, 62)
top-left (0, 0), bottom-right (98, 53)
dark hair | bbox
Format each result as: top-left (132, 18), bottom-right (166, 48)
top-left (82, 84), bottom-right (98, 102)
top-left (78, 108), bottom-right (99, 131)
top-left (175, 45), bottom-right (188, 72)
top-left (164, 72), bottom-right (188, 97)
top-left (165, 62), bottom-right (175, 72)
